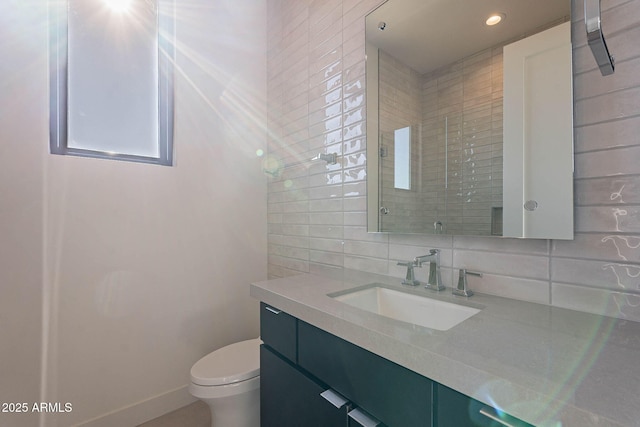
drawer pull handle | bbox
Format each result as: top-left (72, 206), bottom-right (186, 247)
top-left (320, 389), bottom-right (349, 409)
top-left (348, 408), bottom-right (381, 427)
top-left (264, 306), bottom-right (282, 315)
top-left (479, 407), bottom-right (517, 427)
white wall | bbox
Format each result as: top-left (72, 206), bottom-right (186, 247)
top-left (0, 1), bottom-right (267, 426)
top-left (0, 2), bottom-right (46, 426)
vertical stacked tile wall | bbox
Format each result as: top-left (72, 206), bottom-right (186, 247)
top-left (377, 45), bottom-right (503, 236)
top-left (266, 0), bottom-right (640, 322)
top-left (420, 46), bottom-right (504, 236)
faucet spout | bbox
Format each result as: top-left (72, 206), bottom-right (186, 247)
top-left (414, 248), bottom-right (438, 267)
top-left (416, 249), bottom-right (445, 291)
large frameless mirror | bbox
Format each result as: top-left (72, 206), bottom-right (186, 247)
top-left (366, 0), bottom-right (574, 239)
top-left (49, 0), bottom-right (175, 166)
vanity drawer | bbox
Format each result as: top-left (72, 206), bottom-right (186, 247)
top-left (260, 302), bottom-right (297, 362)
top-left (261, 345), bottom-right (350, 427)
top-left (298, 320), bottom-right (432, 427)
top-left (437, 384), bottom-right (533, 427)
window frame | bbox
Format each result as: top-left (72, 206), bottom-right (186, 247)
top-left (49, 0), bottom-right (175, 166)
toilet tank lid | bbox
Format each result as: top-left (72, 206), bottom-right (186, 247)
top-left (191, 338), bottom-right (261, 386)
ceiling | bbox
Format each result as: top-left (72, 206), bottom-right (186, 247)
top-left (366, 0), bottom-right (571, 74)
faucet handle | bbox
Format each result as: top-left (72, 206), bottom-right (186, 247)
top-left (453, 269), bottom-right (482, 297)
top-left (397, 261), bottom-right (419, 286)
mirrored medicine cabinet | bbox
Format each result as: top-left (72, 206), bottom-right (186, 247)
top-left (366, 0), bottom-right (574, 239)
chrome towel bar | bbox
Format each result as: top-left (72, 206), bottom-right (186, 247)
top-left (585, 0), bottom-right (615, 75)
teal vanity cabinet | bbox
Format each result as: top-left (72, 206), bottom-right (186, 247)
top-left (260, 346), bottom-right (349, 426)
top-left (260, 302), bottom-right (432, 426)
top-left (260, 302), bottom-right (530, 427)
top-left (259, 302), bottom-right (297, 361)
top-left (298, 321), bottom-right (433, 426)
top-left (259, 303), bottom-right (350, 426)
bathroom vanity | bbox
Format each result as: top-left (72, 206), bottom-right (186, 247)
top-left (260, 301), bottom-right (531, 426)
top-left (251, 270), bottom-right (640, 426)
top-left (260, 302), bottom-right (434, 426)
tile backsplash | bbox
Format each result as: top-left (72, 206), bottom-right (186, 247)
top-left (266, 0), bottom-right (640, 322)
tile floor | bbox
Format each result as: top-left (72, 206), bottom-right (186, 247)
top-left (137, 401), bottom-right (209, 427)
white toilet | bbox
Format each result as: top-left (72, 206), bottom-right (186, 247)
top-left (189, 338), bottom-right (261, 427)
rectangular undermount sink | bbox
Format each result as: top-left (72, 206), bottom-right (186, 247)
top-left (332, 285), bottom-right (481, 331)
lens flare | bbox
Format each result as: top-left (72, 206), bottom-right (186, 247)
top-left (104, 0), bottom-right (133, 13)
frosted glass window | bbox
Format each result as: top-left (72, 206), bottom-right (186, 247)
top-left (394, 126), bottom-right (411, 190)
top-left (50, 0), bottom-right (174, 165)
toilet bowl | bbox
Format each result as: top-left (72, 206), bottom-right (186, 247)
top-left (189, 338), bottom-right (261, 427)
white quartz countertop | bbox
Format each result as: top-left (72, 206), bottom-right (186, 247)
top-left (250, 269), bottom-right (640, 427)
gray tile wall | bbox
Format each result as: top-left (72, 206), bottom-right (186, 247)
top-left (266, 0), bottom-right (640, 322)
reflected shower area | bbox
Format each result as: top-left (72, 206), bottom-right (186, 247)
top-left (377, 47), bottom-right (504, 235)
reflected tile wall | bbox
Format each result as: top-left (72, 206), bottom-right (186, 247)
top-left (266, 0), bottom-right (640, 322)
top-left (421, 45), bottom-right (504, 236)
top-left (378, 50), bottom-right (426, 232)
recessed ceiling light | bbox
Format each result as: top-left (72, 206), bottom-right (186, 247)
top-left (485, 13), bottom-right (505, 26)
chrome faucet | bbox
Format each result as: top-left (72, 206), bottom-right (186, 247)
top-left (453, 269), bottom-right (482, 297)
top-left (414, 249), bottom-right (445, 291)
top-left (397, 260), bottom-right (419, 286)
